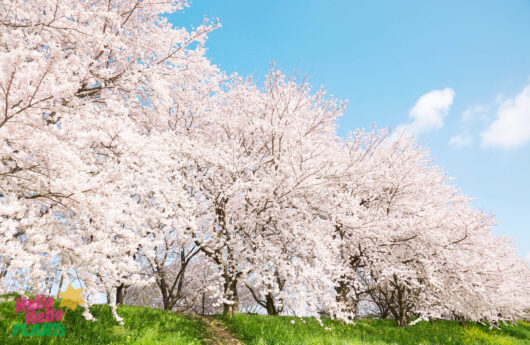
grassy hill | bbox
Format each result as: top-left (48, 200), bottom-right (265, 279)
top-left (222, 314), bottom-right (530, 345)
top-left (0, 294), bottom-right (211, 344)
top-left (1, 295), bottom-right (528, 344)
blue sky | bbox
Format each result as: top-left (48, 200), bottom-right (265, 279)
top-left (169, 0), bottom-right (530, 259)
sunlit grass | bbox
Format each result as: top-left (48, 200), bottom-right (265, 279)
top-left (2, 292), bottom-right (528, 345)
top-left (0, 293), bottom-right (211, 344)
top-left (221, 313), bottom-right (530, 345)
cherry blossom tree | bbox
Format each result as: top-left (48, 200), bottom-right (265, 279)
top-left (181, 68), bottom-right (346, 317)
top-left (1, 0), bottom-right (528, 328)
top-left (327, 130), bottom-right (530, 326)
top-left (0, 0), bottom-right (218, 318)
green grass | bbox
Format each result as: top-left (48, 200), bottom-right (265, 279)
top-left (2, 293), bottom-right (529, 345)
top-left (220, 314), bottom-right (530, 345)
top-left (0, 294), bottom-right (211, 344)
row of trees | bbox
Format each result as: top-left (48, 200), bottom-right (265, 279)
top-left (1, 0), bottom-right (528, 327)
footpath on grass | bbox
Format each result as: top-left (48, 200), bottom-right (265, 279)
top-left (1, 294), bottom-right (528, 345)
top-left (1, 293), bottom-right (244, 345)
top-left (190, 315), bottom-right (242, 345)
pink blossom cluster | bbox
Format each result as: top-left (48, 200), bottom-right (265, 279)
top-left (0, 0), bottom-right (528, 328)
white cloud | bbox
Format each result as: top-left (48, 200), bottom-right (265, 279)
top-left (398, 88), bottom-right (455, 135)
top-left (481, 85), bottom-right (530, 149)
top-left (461, 105), bottom-right (488, 123)
top-left (449, 133), bottom-right (473, 148)
top-left (448, 106), bottom-right (488, 148)
top-left (461, 109), bottom-right (473, 123)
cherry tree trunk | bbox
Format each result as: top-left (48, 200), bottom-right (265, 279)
top-left (223, 278), bottom-right (239, 318)
top-left (116, 284), bottom-right (126, 305)
top-left (396, 312), bottom-right (409, 327)
top-left (265, 293), bottom-right (279, 315)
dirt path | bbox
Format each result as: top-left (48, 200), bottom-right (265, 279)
top-left (191, 315), bottom-right (243, 345)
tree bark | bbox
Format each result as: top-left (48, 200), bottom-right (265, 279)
top-left (116, 283), bottom-right (127, 305)
top-left (201, 292), bottom-right (206, 315)
top-left (335, 280), bottom-right (359, 318)
top-left (396, 311), bottom-right (408, 327)
top-left (56, 275), bottom-right (64, 298)
top-left (222, 277), bottom-right (239, 318)
top-left (265, 293), bottom-right (278, 315)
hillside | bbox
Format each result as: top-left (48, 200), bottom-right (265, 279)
top-left (223, 314), bottom-right (530, 345)
top-left (0, 295), bottom-right (210, 344)
top-left (1, 296), bottom-right (528, 344)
